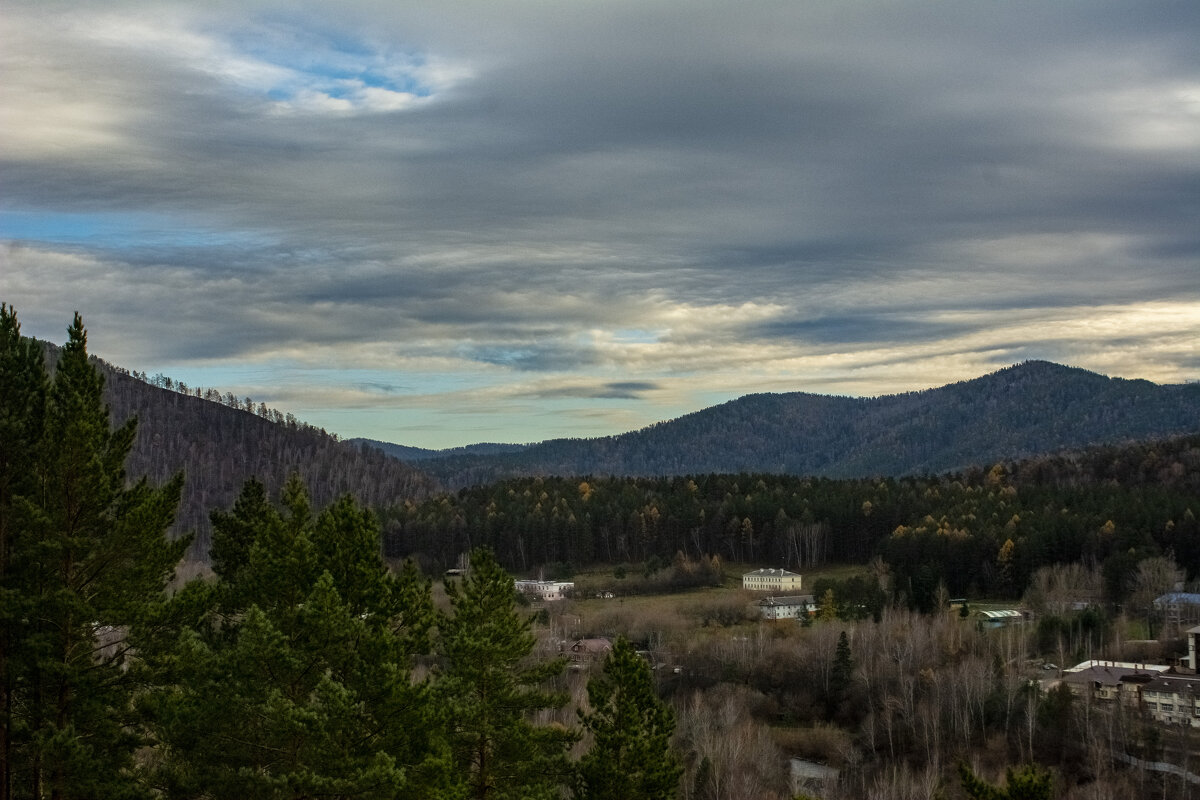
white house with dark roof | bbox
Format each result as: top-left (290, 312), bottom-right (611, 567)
top-left (742, 568), bottom-right (802, 593)
top-left (757, 595), bottom-right (816, 620)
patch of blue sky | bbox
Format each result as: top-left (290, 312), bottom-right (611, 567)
top-left (0, 210), bottom-right (271, 250)
top-left (223, 15), bottom-right (433, 103)
top-left (612, 329), bottom-right (661, 344)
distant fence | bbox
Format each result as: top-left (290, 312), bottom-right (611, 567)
top-left (1114, 751), bottom-right (1200, 785)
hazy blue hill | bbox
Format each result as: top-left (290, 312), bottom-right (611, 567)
top-left (350, 438), bottom-right (529, 461)
top-left (396, 361), bottom-right (1200, 487)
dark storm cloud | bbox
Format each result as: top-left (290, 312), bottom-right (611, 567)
top-left (751, 315), bottom-right (980, 348)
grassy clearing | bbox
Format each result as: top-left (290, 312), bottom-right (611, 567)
top-left (537, 562), bottom-right (874, 647)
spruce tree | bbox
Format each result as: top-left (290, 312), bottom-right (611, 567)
top-left (828, 629), bottom-right (855, 717)
top-left (958, 762), bottom-right (1055, 800)
top-left (574, 636), bottom-right (681, 800)
top-left (0, 310), bottom-right (187, 799)
top-left (438, 548), bottom-right (576, 800)
top-left (143, 476), bottom-right (449, 799)
top-left (0, 305), bottom-right (47, 800)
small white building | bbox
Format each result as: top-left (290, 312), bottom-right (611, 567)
top-left (742, 568), bottom-right (802, 593)
top-left (757, 595), bottom-right (816, 621)
top-left (514, 580), bottom-right (574, 602)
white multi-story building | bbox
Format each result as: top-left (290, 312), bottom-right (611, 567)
top-left (1142, 675), bottom-right (1200, 727)
top-left (742, 568), bottom-right (803, 593)
top-left (514, 580), bottom-right (574, 601)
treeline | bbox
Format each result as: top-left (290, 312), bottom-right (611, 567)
top-left (385, 437), bottom-right (1200, 605)
top-left (0, 308), bottom-right (679, 800)
top-left (130, 367), bottom-right (320, 431)
top-left (35, 338), bottom-right (436, 558)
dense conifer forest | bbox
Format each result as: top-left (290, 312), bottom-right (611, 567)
top-left (386, 434), bottom-right (1200, 607)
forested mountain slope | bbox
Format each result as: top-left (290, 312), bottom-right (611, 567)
top-left (39, 342), bottom-right (436, 556)
top-left (390, 362), bottom-right (1200, 487)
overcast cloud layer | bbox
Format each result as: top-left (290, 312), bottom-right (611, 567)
top-left (3, 1), bottom-right (1198, 447)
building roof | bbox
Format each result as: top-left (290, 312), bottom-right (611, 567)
top-left (569, 638), bottom-right (613, 654)
top-left (757, 595), bottom-right (815, 607)
top-left (1143, 675), bottom-right (1200, 695)
top-left (978, 609), bottom-right (1023, 620)
top-left (743, 568), bottom-right (801, 578)
top-left (1154, 592), bottom-right (1200, 606)
top-left (1064, 660), bottom-right (1171, 674)
top-left (1061, 665), bottom-right (1161, 688)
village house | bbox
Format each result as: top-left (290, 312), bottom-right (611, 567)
top-left (742, 567), bottom-right (802, 593)
top-left (757, 595), bottom-right (816, 621)
top-left (564, 638), bottom-right (612, 666)
top-left (974, 609), bottom-right (1028, 629)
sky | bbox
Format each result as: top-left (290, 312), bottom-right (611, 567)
top-left (2, 1), bottom-right (1198, 448)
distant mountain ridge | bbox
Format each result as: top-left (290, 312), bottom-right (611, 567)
top-left (353, 440), bottom-right (529, 462)
top-left (367, 361), bottom-right (1200, 487)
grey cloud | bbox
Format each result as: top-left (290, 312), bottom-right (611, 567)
top-left (524, 381), bottom-right (662, 401)
top-left (750, 315), bottom-right (979, 348)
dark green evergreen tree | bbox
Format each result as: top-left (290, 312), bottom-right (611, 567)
top-left (958, 762), bottom-right (1055, 800)
top-left (828, 630), bottom-right (854, 716)
top-left (438, 548), bottom-right (576, 800)
top-left (143, 476), bottom-right (449, 800)
top-left (0, 310), bottom-right (186, 800)
top-left (0, 304), bottom-right (48, 800)
top-left (574, 636), bottom-right (681, 800)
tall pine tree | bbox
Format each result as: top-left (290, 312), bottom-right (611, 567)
top-left (0, 310), bottom-right (187, 799)
top-left (0, 305), bottom-right (47, 800)
top-left (574, 636), bottom-right (681, 800)
top-left (438, 548), bottom-right (576, 800)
